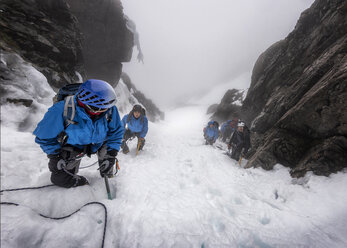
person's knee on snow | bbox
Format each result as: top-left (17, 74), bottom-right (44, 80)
top-left (33, 79), bottom-right (124, 188)
top-left (48, 153), bottom-right (86, 188)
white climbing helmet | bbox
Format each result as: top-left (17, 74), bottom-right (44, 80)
top-left (238, 121), bottom-right (245, 127)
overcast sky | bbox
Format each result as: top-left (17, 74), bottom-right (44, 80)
top-left (122, 0), bottom-right (315, 107)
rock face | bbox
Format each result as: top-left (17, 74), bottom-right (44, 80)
top-left (66, 0), bottom-right (134, 86)
top-left (241, 0), bottom-right (347, 177)
top-left (0, 0), bottom-right (84, 89)
top-left (121, 73), bottom-right (165, 122)
top-left (210, 89), bottom-right (244, 122)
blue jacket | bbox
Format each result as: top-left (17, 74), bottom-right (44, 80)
top-left (33, 97), bottom-right (124, 155)
top-left (204, 121), bottom-right (219, 141)
top-left (121, 114), bottom-right (148, 138)
top-left (221, 120), bottom-right (231, 133)
top-left (221, 120), bottom-right (234, 135)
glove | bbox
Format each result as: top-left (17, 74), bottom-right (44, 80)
top-left (99, 149), bottom-right (118, 177)
top-left (49, 146), bottom-right (85, 171)
top-left (60, 146), bottom-right (85, 161)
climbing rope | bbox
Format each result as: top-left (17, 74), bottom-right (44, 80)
top-left (0, 184), bottom-right (55, 193)
top-left (80, 160), bottom-right (98, 169)
top-left (1, 201), bottom-right (108, 248)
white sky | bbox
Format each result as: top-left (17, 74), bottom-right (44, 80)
top-left (122, 0), bottom-right (315, 107)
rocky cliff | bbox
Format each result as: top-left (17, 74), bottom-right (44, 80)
top-left (121, 73), bottom-right (165, 122)
top-left (1, 0), bottom-right (163, 128)
top-left (210, 89), bottom-right (245, 122)
top-left (66, 0), bottom-right (133, 86)
top-left (0, 0), bottom-right (84, 89)
top-left (241, 0), bottom-right (347, 177)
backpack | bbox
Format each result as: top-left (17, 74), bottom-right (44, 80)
top-left (53, 83), bottom-right (112, 128)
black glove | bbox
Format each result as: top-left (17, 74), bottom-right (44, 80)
top-left (99, 149), bottom-right (118, 177)
top-left (60, 146), bottom-right (85, 161)
top-left (48, 146), bottom-right (85, 171)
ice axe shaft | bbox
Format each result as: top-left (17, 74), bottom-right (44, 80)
top-left (238, 155), bottom-right (243, 166)
top-left (104, 176), bottom-right (112, 200)
top-left (136, 141), bottom-right (141, 155)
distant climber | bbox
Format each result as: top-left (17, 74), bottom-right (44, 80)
top-left (124, 15), bottom-right (144, 63)
top-left (220, 118), bottom-right (238, 142)
top-left (33, 79), bottom-right (124, 188)
top-left (203, 121), bottom-right (219, 145)
top-left (228, 121), bottom-right (251, 161)
top-left (121, 104), bottom-right (148, 154)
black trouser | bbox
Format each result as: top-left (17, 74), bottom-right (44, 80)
top-left (121, 129), bottom-right (145, 151)
top-left (222, 130), bottom-right (232, 142)
top-left (231, 147), bottom-right (242, 161)
top-left (48, 145), bottom-right (108, 188)
top-left (204, 136), bottom-right (215, 145)
top-left (48, 157), bottom-right (82, 188)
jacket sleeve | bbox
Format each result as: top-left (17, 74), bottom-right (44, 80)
top-left (139, 116), bottom-right (148, 138)
top-left (228, 131), bottom-right (236, 146)
top-left (121, 114), bottom-right (128, 128)
top-left (106, 106), bottom-right (125, 151)
top-left (33, 102), bottom-right (65, 155)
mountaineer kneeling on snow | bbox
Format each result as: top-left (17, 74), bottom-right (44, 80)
top-left (33, 79), bottom-right (124, 188)
top-left (228, 121), bottom-right (251, 161)
top-left (121, 104), bottom-right (148, 154)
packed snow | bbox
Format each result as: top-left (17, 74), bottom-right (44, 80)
top-left (1, 63), bottom-right (347, 248)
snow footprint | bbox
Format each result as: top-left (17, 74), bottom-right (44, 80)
top-left (209, 217), bottom-right (226, 233)
top-left (259, 216), bottom-right (271, 225)
top-left (234, 197), bottom-right (243, 205)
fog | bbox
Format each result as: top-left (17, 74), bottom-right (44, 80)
top-left (122, 0), bottom-right (315, 108)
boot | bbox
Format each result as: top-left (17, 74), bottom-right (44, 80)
top-left (122, 143), bottom-right (129, 154)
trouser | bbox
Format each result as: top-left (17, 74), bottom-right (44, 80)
top-left (48, 145), bottom-right (108, 188)
top-left (48, 157), bottom-right (82, 188)
top-left (205, 137), bottom-right (215, 145)
top-left (121, 129), bottom-right (145, 153)
top-left (222, 131), bottom-right (232, 143)
top-left (231, 147), bottom-right (242, 161)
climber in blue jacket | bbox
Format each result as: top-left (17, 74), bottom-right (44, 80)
top-left (203, 121), bottom-right (219, 145)
top-left (33, 79), bottom-right (124, 188)
top-left (121, 104), bottom-right (148, 154)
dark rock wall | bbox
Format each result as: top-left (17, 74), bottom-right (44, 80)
top-left (66, 0), bottom-right (134, 86)
top-left (121, 73), bottom-right (165, 122)
top-left (0, 0), bottom-right (84, 89)
top-left (210, 89), bottom-right (244, 123)
top-left (241, 0), bottom-right (347, 177)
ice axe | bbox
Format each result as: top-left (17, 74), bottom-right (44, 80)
top-left (238, 149), bottom-right (245, 166)
top-left (238, 155), bottom-right (243, 166)
top-left (104, 176), bottom-right (112, 200)
top-left (136, 138), bottom-right (144, 156)
top-left (101, 159), bottom-right (120, 200)
top-left (136, 142), bottom-right (141, 156)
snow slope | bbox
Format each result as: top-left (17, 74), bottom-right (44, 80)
top-left (2, 104), bottom-right (347, 248)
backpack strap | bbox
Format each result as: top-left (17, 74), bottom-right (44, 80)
top-left (105, 108), bottom-right (113, 123)
top-left (63, 95), bottom-right (77, 128)
top-left (126, 110), bottom-right (133, 123)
